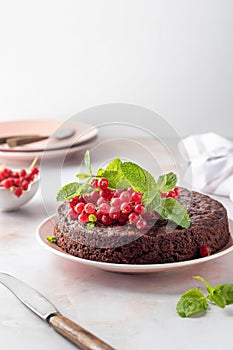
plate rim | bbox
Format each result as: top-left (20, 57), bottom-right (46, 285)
top-left (36, 215), bottom-right (233, 273)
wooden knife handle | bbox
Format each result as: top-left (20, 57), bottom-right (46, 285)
top-left (49, 314), bottom-right (115, 350)
top-left (7, 135), bottom-right (48, 147)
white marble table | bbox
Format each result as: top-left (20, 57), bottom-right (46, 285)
top-left (1, 140), bottom-right (233, 350)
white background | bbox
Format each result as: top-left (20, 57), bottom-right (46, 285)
top-left (0, 0), bottom-right (232, 138)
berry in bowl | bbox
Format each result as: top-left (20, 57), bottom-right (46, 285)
top-left (0, 164), bottom-right (39, 212)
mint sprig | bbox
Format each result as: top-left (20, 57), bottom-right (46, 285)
top-left (56, 150), bottom-right (190, 229)
top-left (176, 276), bottom-right (233, 317)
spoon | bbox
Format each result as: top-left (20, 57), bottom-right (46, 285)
top-left (2, 128), bottom-right (75, 147)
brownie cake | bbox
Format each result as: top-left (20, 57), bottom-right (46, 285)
top-left (54, 188), bottom-right (230, 264)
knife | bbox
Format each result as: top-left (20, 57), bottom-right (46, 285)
top-left (0, 273), bottom-right (115, 350)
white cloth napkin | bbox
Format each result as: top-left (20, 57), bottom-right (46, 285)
top-left (179, 133), bottom-right (233, 198)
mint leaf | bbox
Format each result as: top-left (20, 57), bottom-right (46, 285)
top-left (157, 172), bottom-right (177, 193)
top-left (76, 173), bottom-right (90, 179)
top-left (97, 158), bottom-right (125, 188)
top-left (194, 276), bottom-right (226, 307)
top-left (158, 198), bottom-right (190, 228)
top-left (56, 182), bottom-right (80, 201)
top-left (88, 214), bottom-right (97, 223)
top-left (208, 293), bottom-right (226, 308)
top-left (97, 169), bottom-right (123, 189)
top-left (46, 236), bottom-right (58, 243)
top-left (211, 284), bottom-right (233, 305)
top-left (194, 276), bottom-right (213, 294)
top-left (176, 289), bottom-right (208, 317)
top-left (84, 150), bottom-right (92, 176)
top-left (120, 162), bottom-right (157, 205)
top-left (87, 222), bottom-right (95, 229)
top-left (105, 158), bottom-right (123, 172)
top-left (146, 192), bottom-right (162, 212)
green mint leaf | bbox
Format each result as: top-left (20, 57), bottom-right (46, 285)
top-left (208, 293), bottom-right (226, 308)
top-left (157, 172), bottom-right (177, 193)
top-left (211, 284), bottom-right (233, 305)
top-left (76, 173), bottom-right (90, 179)
top-left (105, 158), bottom-right (123, 172)
top-left (176, 289), bottom-right (208, 318)
top-left (56, 182), bottom-right (80, 201)
top-left (97, 158), bottom-right (125, 188)
top-left (194, 276), bottom-right (213, 294)
top-left (87, 222), bottom-right (95, 229)
top-left (46, 236), bottom-right (58, 243)
top-left (97, 169), bottom-right (124, 189)
top-left (88, 214), bottom-right (97, 223)
top-left (120, 162), bottom-right (156, 205)
top-left (158, 197), bottom-right (190, 228)
top-left (146, 192), bottom-right (162, 212)
top-left (84, 150), bottom-right (92, 176)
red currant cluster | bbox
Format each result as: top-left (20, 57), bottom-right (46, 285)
top-left (68, 177), bottom-right (157, 230)
top-left (160, 187), bottom-right (179, 198)
top-left (0, 166), bottom-right (39, 197)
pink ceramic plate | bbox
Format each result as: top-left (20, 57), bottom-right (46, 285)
top-left (0, 119), bottom-right (98, 152)
top-left (0, 142), bottom-right (95, 162)
top-left (36, 216), bottom-right (233, 274)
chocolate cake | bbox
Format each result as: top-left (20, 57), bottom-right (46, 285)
top-left (54, 188), bottom-right (230, 264)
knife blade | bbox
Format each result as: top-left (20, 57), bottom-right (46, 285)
top-left (0, 273), bottom-right (115, 350)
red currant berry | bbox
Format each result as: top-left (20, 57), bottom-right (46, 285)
top-left (136, 218), bottom-right (147, 230)
top-left (90, 190), bottom-right (100, 203)
top-left (143, 210), bottom-right (156, 220)
top-left (174, 187), bottom-right (179, 196)
top-left (78, 212), bottom-right (89, 223)
top-left (98, 178), bottom-right (109, 190)
top-left (97, 197), bottom-right (109, 206)
top-left (121, 202), bottom-right (133, 214)
top-left (200, 245), bottom-right (211, 257)
top-left (69, 197), bottom-right (79, 208)
top-left (31, 167), bottom-right (39, 175)
top-left (166, 190), bottom-right (175, 198)
top-left (111, 197), bottom-right (121, 209)
top-left (75, 202), bottom-right (85, 214)
top-left (25, 174), bottom-right (34, 183)
top-left (128, 212), bottom-right (139, 225)
top-left (12, 171), bottom-right (20, 178)
top-left (101, 214), bottom-right (113, 225)
top-left (113, 189), bottom-right (124, 198)
top-left (13, 187), bottom-right (23, 197)
top-left (118, 213), bottom-right (129, 225)
top-left (134, 203), bottom-right (146, 215)
top-left (82, 194), bottom-right (90, 203)
top-left (96, 210), bottom-right (103, 221)
top-left (21, 180), bottom-right (29, 190)
top-left (19, 169), bottom-right (27, 177)
top-left (13, 178), bottom-right (21, 187)
top-left (68, 208), bottom-right (78, 219)
top-left (1, 168), bottom-right (12, 178)
top-left (131, 191), bottom-right (142, 204)
top-left (90, 178), bottom-right (99, 188)
top-left (78, 195), bottom-right (86, 203)
top-left (1, 178), bottom-right (14, 188)
top-left (100, 188), bottom-right (113, 200)
top-left (98, 203), bottom-right (110, 215)
top-left (109, 207), bottom-right (121, 220)
top-left (160, 192), bottom-right (166, 198)
top-left (127, 187), bottom-right (134, 195)
top-left (119, 191), bottom-right (132, 203)
top-left (84, 203), bottom-right (96, 214)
